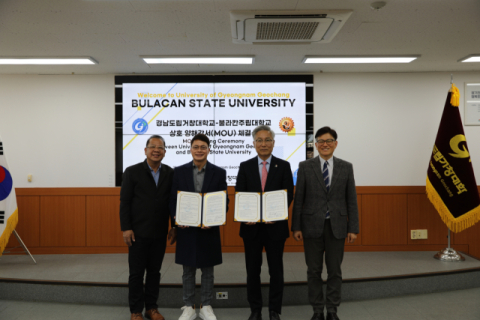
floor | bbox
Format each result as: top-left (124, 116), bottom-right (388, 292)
top-left (1, 251), bottom-right (479, 284)
top-left (1, 287), bottom-right (479, 320)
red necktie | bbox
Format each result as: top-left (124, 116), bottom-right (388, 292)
top-left (261, 161), bottom-right (268, 192)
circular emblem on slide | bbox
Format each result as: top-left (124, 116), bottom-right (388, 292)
top-left (279, 117), bottom-right (294, 133)
top-left (132, 118), bottom-right (148, 134)
top-left (0, 166), bottom-right (13, 201)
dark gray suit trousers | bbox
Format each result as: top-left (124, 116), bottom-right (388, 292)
top-left (303, 219), bottom-right (345, 314)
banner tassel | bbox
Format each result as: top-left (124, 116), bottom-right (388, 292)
top-left (450, 83), bottom-right (460, 107)
top-left (426, 177), bottom-right (480, 233)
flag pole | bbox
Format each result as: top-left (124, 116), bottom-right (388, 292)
top-left (2, 230), bottom-right (36, 264)
top-left (434, 228), bottom-right (465, 261)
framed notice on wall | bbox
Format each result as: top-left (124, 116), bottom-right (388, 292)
top-left (464, 83), bottom-right (480, 126)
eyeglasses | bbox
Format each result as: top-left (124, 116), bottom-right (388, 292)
top-left (147, 146), bottom-right (165, 151)
top-left (192, 145), bottom-right (209, 150)
top-left (255, 139), bottom-right (274, 145)
top-left (316, 139), bottom-right (336, 145)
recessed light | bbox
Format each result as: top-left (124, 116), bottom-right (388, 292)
top-left (142, 57), bottom-right (254, 64)
top-left (0, 57), bottom-right (97, 65)
top-left (303, 57), bottom-right (418, 64)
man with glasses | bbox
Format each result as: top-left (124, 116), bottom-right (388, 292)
top-left (120, 135), bottom-right (176, 320)
top-left (235, 125), bottom-right (294, 320)
top-left (292, 126), bottom-right (359, 320)
top-left (170, 133), bottom-right (228, 320)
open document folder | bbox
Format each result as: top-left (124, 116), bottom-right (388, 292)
top-left (234, 190), bottom-right (288, 223)
top-left (175, 191), bottom-right (227, 227)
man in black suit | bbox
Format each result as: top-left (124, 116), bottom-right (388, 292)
top-left (235, 125), bottom-right (294, 320)
top-left (120, 135), bottom-right (176, 320)
top-left (170, 133), bottom-right (228, 320)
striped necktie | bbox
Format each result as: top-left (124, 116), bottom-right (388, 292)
top-left (323, 161), bottom-right (330, 218)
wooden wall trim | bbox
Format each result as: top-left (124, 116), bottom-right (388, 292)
top-left (9, 186), bottom-right (480, 259)
top-left (17, 186), bottom-right (478, 196)
top-left (16, 188), bottom-right (121, 196)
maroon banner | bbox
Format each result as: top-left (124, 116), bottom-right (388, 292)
top-left (426, 85), bottom-right (480, 232)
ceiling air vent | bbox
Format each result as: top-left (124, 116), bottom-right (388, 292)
top-left (230, 10), bottom-right (352, 44)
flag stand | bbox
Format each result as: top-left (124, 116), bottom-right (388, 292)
top-left (434, 228), bottom-right (465, 261)
top-left (2, 230), bottom-right (36, 264)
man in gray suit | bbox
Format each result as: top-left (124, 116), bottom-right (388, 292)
top-left (292, 126), bottom-right (359, 320)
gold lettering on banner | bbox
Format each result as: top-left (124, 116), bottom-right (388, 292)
top-left (431, 144), bottom-right (468, 195)
top-left (449, 135), bottom-right (470, 158)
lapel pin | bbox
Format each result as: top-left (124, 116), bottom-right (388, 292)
top-left (275, 164), bottom-right (278, 167)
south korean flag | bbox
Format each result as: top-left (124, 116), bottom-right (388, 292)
top-left (0, 135), bottom-right (18, 256)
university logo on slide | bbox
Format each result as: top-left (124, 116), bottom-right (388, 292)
top-left (132, 118), bottom-right (148, 134)
top-left (279, 117), bottom-right (294, 133)
top-left (0, 165), bottom-right (13, 202)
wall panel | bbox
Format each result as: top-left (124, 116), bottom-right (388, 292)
top-left (407, 194), bottom-right (449, 245)
top-left (362, 194), bottom-right (408, 246)
top-left (40, 196), bottom-right (86, 247)
top-left (4, 187), bottom-right (478, 259)
top-left (86, 196), bottom-right (124, 247)
top-left (6, 196), bottom-right (40, 248)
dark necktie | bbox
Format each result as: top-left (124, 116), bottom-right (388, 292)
top-left (323, 161), bottom-right (330, 218)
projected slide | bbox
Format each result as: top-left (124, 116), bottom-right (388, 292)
top-left (122, 82), bottom-right (306, 186)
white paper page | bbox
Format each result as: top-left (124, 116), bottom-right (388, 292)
top-left (203, 191), bottom-right (226, 227)
top-left (176, 191), bottom-right (202, 227)
top-left (234, 192), bottom-right (261, 222)
top-left (263, 190), bottom-right (288, 222)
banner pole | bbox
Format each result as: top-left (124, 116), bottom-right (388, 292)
top-left (448, 228), bottom-right (451, 249)
top-left (434, 227), bottom-right (464, 261)
top-left (2, 230), bottom-right (36, 264)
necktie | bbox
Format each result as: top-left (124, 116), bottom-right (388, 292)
top-left (261, 161), bottom-right (268, 192)
top-left (323, 161), bottom-right (330, 218)
top-left (323, 161), bottom-right (330, 191)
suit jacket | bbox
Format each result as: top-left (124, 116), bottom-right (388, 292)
top-left (292, 156), bottom-right (359, 239)
top-left (120, 159), bottom-right (174, 239)
top-left (235, 155), bottom-right (294, 240)
top-left (169, 160), bottom-right (228, 268)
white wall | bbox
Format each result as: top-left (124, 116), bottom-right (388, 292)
top-left (1, 72), bottom-right (479, 187)
top-left (314, 72), bottom-right (480, 186)
top-left (0, 75), bottom-right (115, 187)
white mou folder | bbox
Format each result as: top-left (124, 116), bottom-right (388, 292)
top-left (175, 191), bottom-right (227, 227)
top-left (234, 190), bottom-right (289, 223)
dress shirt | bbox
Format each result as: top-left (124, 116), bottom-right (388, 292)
top-left (193, 162), bottom-right (206, 193)
top-left (258, 155), bottom-right (273, 180)
top-left (148, 163), bottom-right (161, 186)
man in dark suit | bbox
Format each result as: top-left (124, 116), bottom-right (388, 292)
top-left (292, 126), bottom-right (359, 320)
top-left (235, 125), bottom-right (294, 320)
top-left (120, 134), bottom-right (176, 320)
top-left (170, 133), bottom-right (228, 320)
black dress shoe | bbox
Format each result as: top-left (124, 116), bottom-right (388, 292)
top-left (269, 311), bottom-right (281, 320)
top-left (248, 311), bottom-right (262, 320)
top-left (326, 313), bottom-right (340, 320)
top-left (311, 313), bottom-right (325, 320)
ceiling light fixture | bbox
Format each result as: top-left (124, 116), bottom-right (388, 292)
top-left (142, 56), bottom-right (254, 64)
top-left (0, 57), bottom-right (97, 65)
top-left (459, 55), bottom-right (480, 63)
top-left (303, 56), bottom-right (418, 64)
